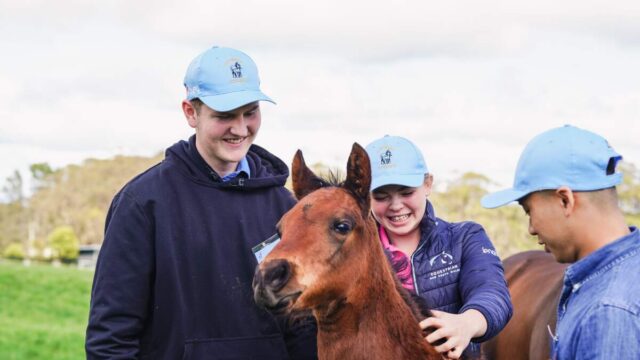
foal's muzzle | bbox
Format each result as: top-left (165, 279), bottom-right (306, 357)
top-left (253, 259), bottom-right (298, 312)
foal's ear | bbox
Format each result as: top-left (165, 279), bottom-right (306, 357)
top-left (344, 143), bottom-right (372, 214)
top-left (292, 150), bottom-right (324, 200)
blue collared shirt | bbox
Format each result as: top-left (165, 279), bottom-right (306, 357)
top-left (552, 227), bottom-right (640, 359)
top-left (221, 157), bottom-right (250, 182)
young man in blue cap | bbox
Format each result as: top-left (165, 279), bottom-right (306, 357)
top-left (482, 125), bottom-right (640, 359)
top-left (86, 46), bottom-right (317, 359)
top-left (365, 135), bottom-right (512, 359)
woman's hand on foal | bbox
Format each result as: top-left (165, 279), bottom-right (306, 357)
top-left (420, 309), bottom-right (488, 359)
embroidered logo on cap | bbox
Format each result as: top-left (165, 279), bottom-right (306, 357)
top-left (225, 58), bottom-right (247, 84)
top-left (380, 149), bottom-right (392, 165)
top-left (230, 61), bottom-right (243, 78)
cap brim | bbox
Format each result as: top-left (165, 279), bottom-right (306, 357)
top-left (371, 173), bottom-right (424, 191)
top-left (481, 188), bottom-right (529, 209)
top-left (199, 90), bottom-right (275, 112)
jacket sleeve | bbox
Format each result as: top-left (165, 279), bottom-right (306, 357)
top-left (85, 190), bottom-right (154, 359)
top-left (457, 222), bottom-right (513, 343)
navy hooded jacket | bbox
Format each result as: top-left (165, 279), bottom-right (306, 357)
top-left (386, 202), bottom-right (513, 354)
top-left (86, 136), bottom-right (317, 359)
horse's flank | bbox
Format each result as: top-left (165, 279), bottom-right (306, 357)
top-left (482, 250), bottom-right (566, 360)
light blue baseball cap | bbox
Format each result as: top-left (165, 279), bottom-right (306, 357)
top-left (365, 135), bottom-right (428, 191)
top-left (184, 46), bottom-right (274, 112)
top-left (481, 125), bottom-right (623, 209)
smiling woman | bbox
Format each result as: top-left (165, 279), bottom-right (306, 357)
top-left (364, 135), bottom-right (513, 359)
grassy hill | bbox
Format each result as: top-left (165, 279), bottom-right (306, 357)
top-left (0, 261), bottom-right (93, 360)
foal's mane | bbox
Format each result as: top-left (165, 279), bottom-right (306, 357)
top-left (310, 170), bottom-right (344, 188)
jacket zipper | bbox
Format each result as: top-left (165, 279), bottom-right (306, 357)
top-left (411, 241), bottom-right (428, 295)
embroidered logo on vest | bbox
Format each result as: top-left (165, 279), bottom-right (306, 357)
top-left (429, 251), bottom-right (454, 266)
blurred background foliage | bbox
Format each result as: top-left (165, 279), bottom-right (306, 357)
top-left (0, 155), bottom-right (162, 262)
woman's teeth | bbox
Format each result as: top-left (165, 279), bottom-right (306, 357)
top-left (389, 214), bottom-right (409, 222)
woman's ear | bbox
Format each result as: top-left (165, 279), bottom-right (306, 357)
top-left (423, 174), bottom-right (434, 196)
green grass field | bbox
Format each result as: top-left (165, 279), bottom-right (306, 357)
top-left (0, 260), bottom-right (93, 360)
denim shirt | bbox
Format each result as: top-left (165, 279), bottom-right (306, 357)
top-left (553, 227), bottom-right (640, 360)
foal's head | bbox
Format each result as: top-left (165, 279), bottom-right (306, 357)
top-left (253, 143), bottom-right (379, 313)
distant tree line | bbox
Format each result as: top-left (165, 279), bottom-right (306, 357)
top-left (0, 154), bottom-right (163, 262)
top-left (1, 155), bottom-right (639, 260)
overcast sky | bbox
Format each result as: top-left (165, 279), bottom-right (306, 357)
top-left (1, 0), bottom-right (639, 195)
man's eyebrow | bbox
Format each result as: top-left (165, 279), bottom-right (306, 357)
top-left (211, 110), bottom-right (232, 117)
top-left (216, 104), bottom-right (259, 117)
top-left (245, 104), bottom-right (260, 112)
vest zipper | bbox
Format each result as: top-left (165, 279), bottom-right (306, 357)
top-left (411, 241), bottom-right (428, 295)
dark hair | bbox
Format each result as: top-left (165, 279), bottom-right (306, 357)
top-left (190, 98), bottom-right (204, 115)
top-left (583, 187), bottom-right (619, 209)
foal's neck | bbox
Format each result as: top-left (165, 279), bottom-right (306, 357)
top-left (314, 247), bottom-right (435, 360)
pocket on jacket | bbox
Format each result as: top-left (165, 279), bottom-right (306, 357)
top-left (182, 334), bottom-right (289, 360)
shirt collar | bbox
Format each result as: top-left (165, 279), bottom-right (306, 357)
top-left (221, 156), bottom-right (251, 182)
top-left (189, 135), bottom-right (252, 183)
top-left (378, 226), bottom-right (394, 249)
top-left (565, 226), bottom-right (639, 289)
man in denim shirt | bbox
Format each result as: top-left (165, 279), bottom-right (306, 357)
top-left (481, 125), bottom-right (640, 359)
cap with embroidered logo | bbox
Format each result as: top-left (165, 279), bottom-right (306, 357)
top-left (365, 135), bottom-right (428, 191)
top-left (184, 46), bottom-right (274, 112)
top-left (481, 125), bottom-right (623, 209)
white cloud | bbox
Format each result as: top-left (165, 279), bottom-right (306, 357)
top-left (4, 0), bottom-right (640, 59)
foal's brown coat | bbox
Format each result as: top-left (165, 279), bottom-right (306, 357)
top-left (253, 144), bottom-right (440, 360)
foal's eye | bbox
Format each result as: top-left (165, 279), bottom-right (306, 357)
top-left (333, 220), bottom-right (352, 235)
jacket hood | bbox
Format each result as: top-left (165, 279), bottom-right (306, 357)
top-left (165, 135), bottom-right (290, 189)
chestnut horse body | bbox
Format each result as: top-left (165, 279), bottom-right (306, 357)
top-left (252, 144), bottom-right (440, 360)
top-left (482, 250), bottom-right (567, 360)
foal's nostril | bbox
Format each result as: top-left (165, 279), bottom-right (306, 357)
top-left (263, 259), bottom-right (291, 292)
